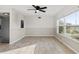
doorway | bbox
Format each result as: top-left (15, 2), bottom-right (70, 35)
top-left (0, 12), bottom-right (10, 43)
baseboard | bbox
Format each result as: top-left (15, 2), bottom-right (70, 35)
top-left (54, 35), bottom-right (78, 54)
top-left (9, 35), bottom-right (54, 44)
top-left (25, 35), bottom-right (54, 37)
top-left (9, 35), bottom-right (26, 44)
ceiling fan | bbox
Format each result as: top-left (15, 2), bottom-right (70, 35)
top-left (27, 5), bottom-right (47, 13)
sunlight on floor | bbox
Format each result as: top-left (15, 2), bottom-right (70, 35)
top-left (1, 44), bottom-right (36, 54)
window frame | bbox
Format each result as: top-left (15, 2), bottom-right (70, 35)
top-left (57, 10), bottom-right (79, 42)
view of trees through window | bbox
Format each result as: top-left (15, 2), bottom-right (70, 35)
top-left (59, 26), bottom-right (64, 33)
top-left (58, 11), bottom-right (79, 40)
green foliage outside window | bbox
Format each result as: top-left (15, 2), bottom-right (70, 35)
top-left (59, 26), bottom-right (64, 33)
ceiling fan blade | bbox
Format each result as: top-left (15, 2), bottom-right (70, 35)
top-left (40, 7), bottom-right (47, 9)
top-left (27, 9), bottom-right (36, 10)
top-left (39, 9), bottom-right (46, 12)
top-left (32, 5), bottom-right (36, 8)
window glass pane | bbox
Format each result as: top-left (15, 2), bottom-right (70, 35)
top-left (66, 26), bottom-right (79, 40)
top-left (59, 26), bottom-right (64, 33)
top-left (65, 13), bottom-right (76, 26)
top-left (76, 11), bottom-right (79, 25)
top-left (59, 18), bottom-right (64, 26)
top-left (66, 26), bottom-right (79, 34)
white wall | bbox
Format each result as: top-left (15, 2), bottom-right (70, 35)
top-left (55, 6), bottom-right (79, 19)
top-left (10, 9), bottom-right (56, 44)
top-left (24, 14), bottom-right (56, 36)
top-left (10, 9), bottom-right (26, 44)
top-left (5, 8), bottom-right (56, 44)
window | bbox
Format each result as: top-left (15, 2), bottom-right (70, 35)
top-left (58, 18), bottom-right (65, 34)
top-left (75, 11), bottom-right (79, 25)
top-left (65, 13), bottom-right (76, 26)
top-left (59, 26), bottom-right (64, 33)
top-left (65, 12), bottom-right (76, 36)
top-left (57, 10), bottom-right (79, 40)
top-left (59, 18), bottom-right (64, 26)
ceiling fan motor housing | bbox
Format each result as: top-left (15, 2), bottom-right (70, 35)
top-left (36, 6), bottom-right (40, 10)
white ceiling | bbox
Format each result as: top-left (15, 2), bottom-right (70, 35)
top-left (0, 5), bottom-right (77, 16)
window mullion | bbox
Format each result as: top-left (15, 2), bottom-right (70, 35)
top-left (75, 12), bottom-right (77, 25)
top-left (64, 18), bottom-right (66, 35)
top-left (57, 20), bottom-right (59, 34)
